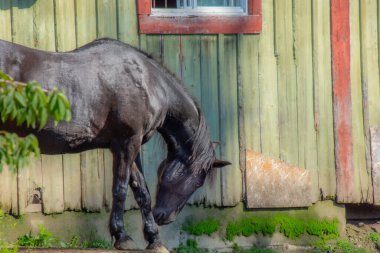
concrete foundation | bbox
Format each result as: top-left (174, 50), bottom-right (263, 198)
top-left (0, 201), bottom-right (345, 251)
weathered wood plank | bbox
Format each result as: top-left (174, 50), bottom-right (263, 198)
top-left (239, 35), bottom-right (260, 153)
top-left (360, 0), bottom-right (380, 203)
top-left (293, 0), bottom-right (318, 202)
top-left (331, 0), bottom-right (354, 203)
top-left (37, 0), bottom-right (73, 214)
top-left (0, 0), bottom-right (18, 215)
top-left (41, 155), bottom-right (64, 214)
top-left (274, 0), bottom-right (298, 166)
top-left (23, 0), bottom-right (56, 214)
top-left (75, 0), bottom-right (97, 47)
top-left (200, 35), bottom-right (222, 206)
top-left (80, 150), bottom-right (104, 211)
top-left (218, 34), bottom-right (241, 206)
top-left (370, 127), bottom-right (380, 205)
top-left (103, 149), bottom-right (113, 211)
top-left (11, 0), bottom-right (34, 216)
top-left (97, 0), bottom-right (117, 39)
top-left (181, 35), bottom-right (204, 204)
top-left (162, 35), bottom-right (181, 77)
top-left (54, 0), bottom-right (76, 51)
top-left (117, 0), bottom-right (139, 47)
top-left (140, 35), bottom-right (166, 207)
top-left (238, 34), bottom-right (260, 204)
top-left (258, 0), bottom-right (279, 158)
top-left (350, 0), bottom-right (372, 204)
top-left (312, 0), bottom-right (336, 200)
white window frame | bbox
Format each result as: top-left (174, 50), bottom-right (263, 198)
top-left (151, 0), bottom-right (248, 16)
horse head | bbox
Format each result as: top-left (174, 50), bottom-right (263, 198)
top-left (153, 155), bottom-right (230, 225)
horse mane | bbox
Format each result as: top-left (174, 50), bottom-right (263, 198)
top-left (186, 110), bottom-right (215, 174)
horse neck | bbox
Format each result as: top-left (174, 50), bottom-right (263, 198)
top-left (157, 84), bottom-right (214, 168)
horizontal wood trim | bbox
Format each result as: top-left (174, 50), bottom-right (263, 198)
top-left (139, 15), bottom-right (262, 34)
top-left (137, 0), bottom-right (151, 15)
top-left (137, 0), bottom-right (262, 34)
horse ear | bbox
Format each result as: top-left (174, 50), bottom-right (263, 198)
top-left (213, 159), bottom-right (231, 168)
top-left (212, 141), bottom-right (220, 149)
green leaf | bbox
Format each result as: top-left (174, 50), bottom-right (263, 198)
top-left (0, 70), bottom-right (13, 81)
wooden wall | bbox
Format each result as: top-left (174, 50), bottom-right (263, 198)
top-left (0, 0), bottom-right (379, 215)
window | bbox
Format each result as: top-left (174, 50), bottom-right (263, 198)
top-left (151, 0), bottom-right (248, 16)
top-left (137, 0), bottom-right (262, 34)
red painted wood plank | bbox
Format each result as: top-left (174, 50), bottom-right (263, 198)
top-left (137, 0), bottom-right (151, 15)
top-left (250, 0), bottom-right (261, 15)
top-left (139, 15), bottom-right (262, 34)
top-left (331, 0), bottom-right (353, 203)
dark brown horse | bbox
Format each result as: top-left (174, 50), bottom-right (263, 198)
top-left (0, 38), bottom-right (230, 251)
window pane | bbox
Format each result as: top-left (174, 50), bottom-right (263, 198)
top-left (153, 0), bottom-right (178, 8)
top-left (197, 0), bottom-right (241, 7)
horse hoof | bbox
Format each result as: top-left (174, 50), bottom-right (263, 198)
top-left (147, 241), bottom-right (170, 253)
top-left (114, 237), bottom-right (138, 250)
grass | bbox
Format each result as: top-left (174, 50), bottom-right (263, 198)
top-left (225, 215), bottom-right (339, 241)
top-left (182, 218), bottom-right (220, 236)
top-left (17, 225), bottom-right (55, 247)
top-left (176, 240), bottom-right (278, 253)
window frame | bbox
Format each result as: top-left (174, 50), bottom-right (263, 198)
top-left (137, 0), bottom-right (262, 34)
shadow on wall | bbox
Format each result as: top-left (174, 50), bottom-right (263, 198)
top-left (0, 0), bottom-right (37, 10)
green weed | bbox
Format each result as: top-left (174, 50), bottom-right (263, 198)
top-left (0, 241), bottom-right (17, 253)
top-left (306, 219), bottom-right (340, 240)
top-left (17, 225), bottom-right (55, 247)
top-left (368, 232), bottom-right (380, 244)
top-left (182, 218), bottom-right (220, 236)
top-left (226, 216), bottom-right (276, 241)
top-left (175, 239), bottom-right (209, 253)
top-left (275, 215), bottom-right (305, 239)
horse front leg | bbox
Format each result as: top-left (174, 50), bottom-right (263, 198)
top-left (129, 161), bottom-right (169, 253)
top-left (109, 138), bottom-right (140, 250)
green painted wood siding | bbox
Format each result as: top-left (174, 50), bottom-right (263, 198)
top-left (0, 0), bottom-right (379, 214)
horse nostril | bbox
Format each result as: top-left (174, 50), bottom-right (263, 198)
top-left (153, 207), bottom-right (165, 224)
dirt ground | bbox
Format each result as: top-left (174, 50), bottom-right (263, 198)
top-left (345, 220), bottom-right (380, 253)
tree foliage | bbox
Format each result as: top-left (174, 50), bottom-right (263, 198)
top-left (0, 71), bottom-right (71, 172)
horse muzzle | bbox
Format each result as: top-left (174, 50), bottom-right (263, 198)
top-left (153, 207), bottom-right (178, 225)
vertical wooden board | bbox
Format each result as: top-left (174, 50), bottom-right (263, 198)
top-left (331, 0), bottom-right (354, 203)
top-left (103, 149), bottom-right (113, 211)
top-left (180, 35), bottom-right (204, 204)
top-left (80, 150), bottom-right (104, 211)
top-left (360, 0), bottom-right (380, 203)
top-left (274, 0), bottom-right (299, 166)
top-left (162, 35), bottom-right (181, 78)
top-left (41, 155), bottom-right (64, 213)
top-left (312, 0), bottom-right (336, 199)
top-left (11, 0), bottom-right (34, 46)
top-left (238, 34), bottom-right (260, 204)
top-left (75, 0), bottom-right (97, 47)
top-left (370, 127), bottom-right (380, 205)
top-left (33, 0), bottom-right (55, 50)
top-left (181, 35), bottom-right (201, 99)
top-left (200, 35), bottom-right (222, 206)
top-left (239, 35), bottom-right (260, 153)
top-left (117, 0), bottom-right (139, 47)
top-left (258, 0), bottom-right (279, 158)
top-left (54, 0), bottom-right (80, 210)
top-left (54, 0), bottom-right (76, 51)
top-left (350, 0), bottom-right (372, 203)
top-left (293, 0), bottom-right (318, 201)
top-left (62, 155), bottom-right (81, 210)
top-left (145, 35), bottom-right (163, 61)
top-left (140, 35), bottom-right (166, 206)
top-left (97, 0), bottom-right (117, 39)
top-left (0, 0), bottom-right (17, 215)
top-left (11, 0), bottom-right (34, 216)
top-left (218, 35), bottom-right (241, 206)
top-left (0, 0), bottom-right (12, 41)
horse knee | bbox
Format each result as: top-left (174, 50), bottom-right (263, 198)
top-left (113, 184), bottom-right (128, 202)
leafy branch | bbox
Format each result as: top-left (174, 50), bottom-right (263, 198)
top-left (0, 71), bottom-right (72, 172)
